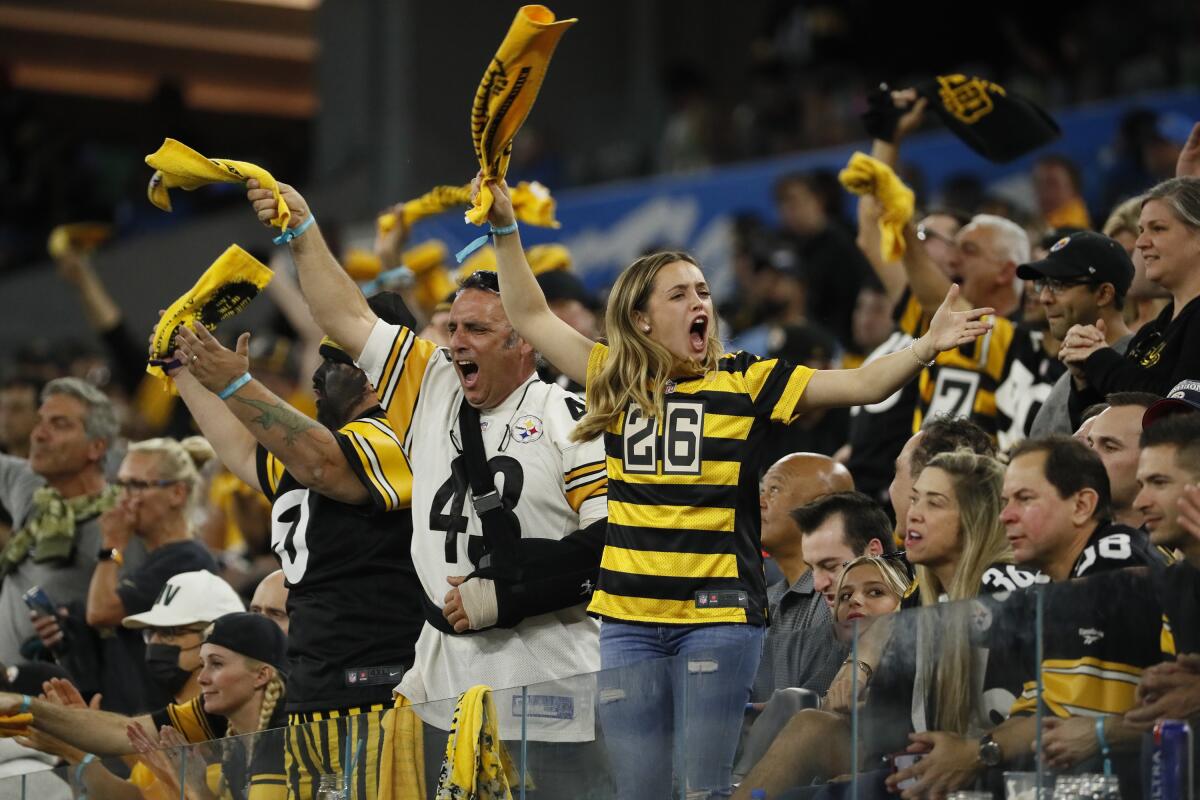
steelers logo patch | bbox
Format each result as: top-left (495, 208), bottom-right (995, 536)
top-left (512, 415), bottom-right (544, 444)
top-left (1049, 236), bottom-right (1071, 252)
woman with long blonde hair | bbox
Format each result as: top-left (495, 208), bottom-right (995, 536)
top-left (480, 177), bottom-right (993, 799)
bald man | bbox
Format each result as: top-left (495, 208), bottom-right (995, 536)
top-left (755, 453), bottom-right (855, 701)
top-left (249, 569), bottom-right (289, 634)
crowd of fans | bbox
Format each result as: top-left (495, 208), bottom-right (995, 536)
top-left (0, 77), bottom-right (1198, 800)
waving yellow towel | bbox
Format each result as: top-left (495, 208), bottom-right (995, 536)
top-left (466, 6), bottom-right (576, 226)
top-left (0, 713), bottom-right (33, 738)
top-left (838, 152), bottom-right (915, 262)
top-left (47, 223), bottom-right (112, 260)
top-left (378, 181), bottom-right (560, 236)
top-left (435, 686), bottom-right (515, 800)
top-left (145, 138), bottom-right (291, 231)
top-left (147, 245), bottom-right (273, 384)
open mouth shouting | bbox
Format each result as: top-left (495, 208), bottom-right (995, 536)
top-left (456, 359), bottom-right (481, 390)
top-left (688, 314), bottom-right (709, 355)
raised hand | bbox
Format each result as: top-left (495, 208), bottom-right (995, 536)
top-left (1176, 121), bottom-right (1200, 179)
top-left (175, 324), bottom-right (251, 395)
top-left (890, 89), bottom-right (929, 142)
top-left (247, 179), bottom-right (311, 230)
top-left (471, 172), bottom-right (515, 229)
top-left (923, 284), bottom-right (994, 354)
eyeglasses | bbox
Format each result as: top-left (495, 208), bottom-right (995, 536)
top-left (113, 478), bottom-right (181, 493)
top-left (1032, 278), bottom-right (1094, 296)
top-left (916, 223), bottom-right (955, 246)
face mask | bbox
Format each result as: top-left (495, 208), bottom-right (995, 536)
top-left (144, 644), bottom-right (194, 694)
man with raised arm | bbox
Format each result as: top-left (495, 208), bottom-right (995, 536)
top-left (245, 180), bottom-right (610, 793)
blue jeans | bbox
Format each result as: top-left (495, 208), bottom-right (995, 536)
top-left (598, 621), bottom-right (765, 800)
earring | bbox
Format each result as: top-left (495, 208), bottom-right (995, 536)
top-left (642, 326), bottom-right (651, 333)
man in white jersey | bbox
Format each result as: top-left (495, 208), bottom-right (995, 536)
top-left (245, 182), bottom-right (609, 789)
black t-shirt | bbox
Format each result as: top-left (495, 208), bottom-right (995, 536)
top-left (1072, 295), bottom-right (1200, 427)
top-left (116, 540), bottom-right (218, 614)
top-left (256, 407), bottom-right (424, 712)
top-left (1158, 560), bottom-right (1200, 654)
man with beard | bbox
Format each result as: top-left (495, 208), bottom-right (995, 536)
top-left (169, 292), bottom-right (423, 800)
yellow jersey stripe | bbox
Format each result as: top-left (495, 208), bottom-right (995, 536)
top-left (772, 365), bottom-right (815, 423)
top-left (345, 431), bottom-right (410, 509)
top-left (601, 546), bottom-right (738, 580)
top-left (588, 589), bottom-right (748, 625)
top-left (564, 460), bottom-right (606, 482)
top-left (608, 500), bottom-right (734, 532)
top-left (605, 455), bottom-right (742, 487)
top-left (375, 327), bottom-right (412, 404)
top-left (565, 475), bottom-right (607, 512)
top-left (703, 413), bottom-right (753, 440)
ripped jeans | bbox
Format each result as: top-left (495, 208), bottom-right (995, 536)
top-left (598, 621), bottom-right (765, 800)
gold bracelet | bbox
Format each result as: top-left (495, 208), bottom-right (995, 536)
top-left (842, 658), bottom-right (874, 681)
top-left (908, 339), bottom-right (935, 368)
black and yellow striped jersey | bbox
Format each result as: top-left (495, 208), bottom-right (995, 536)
top-left (257, 407), bottom-right (423, 712)
top-left (585, 343), bottom-right (814, 626)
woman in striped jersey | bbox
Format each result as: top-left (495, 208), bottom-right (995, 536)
top-left (480, 177), bottom-right (993, 800)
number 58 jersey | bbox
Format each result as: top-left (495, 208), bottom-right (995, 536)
top-left (357, 319), bottom-right (608, 741)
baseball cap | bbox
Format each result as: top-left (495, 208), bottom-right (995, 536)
top-left (204, 612), bottom-right (288, 674)
top-left (1143, 380), bottom-right (1200, 428)
top-left (122, 571), bottom-right (245, 630)
top-left (1016, 231), bottom-right (1134, 296)
top-left (537, 270), bottom-right (600, 312)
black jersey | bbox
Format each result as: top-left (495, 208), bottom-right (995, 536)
top-left (256, 407), bottom-right (423, 712)
top-left (1004, 522), bottom-right (1170, 718)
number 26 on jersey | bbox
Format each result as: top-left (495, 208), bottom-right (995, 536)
top-left (622, 400), bottom-right (704, 475)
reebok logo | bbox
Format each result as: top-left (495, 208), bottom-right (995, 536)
top-left (1079, 627), bottom-right (1104, 645)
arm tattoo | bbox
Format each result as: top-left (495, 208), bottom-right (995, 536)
top-left (233, 395), bottom-right (318, 446)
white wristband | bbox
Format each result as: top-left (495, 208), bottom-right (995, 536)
top-left (457, 578), bottom-right (498, 630)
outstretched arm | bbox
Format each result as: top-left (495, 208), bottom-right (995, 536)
top-left (798, 285), bottom-right (992, 410)
top-left (173, 325), bottom-right (368, 505)
top-left (246, 180), bottom-right (378, 359)
top-left (484, 178), bottom-right (594, 386)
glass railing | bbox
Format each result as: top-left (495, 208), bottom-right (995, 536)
top-left (0, 566), bottom-right (1193, 800)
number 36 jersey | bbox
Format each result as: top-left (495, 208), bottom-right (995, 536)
top-left (357, 319), bottom-right (608, 742)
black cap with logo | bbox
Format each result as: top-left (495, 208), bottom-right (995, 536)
top-left (1016, 231), bottom-right (1134, 297)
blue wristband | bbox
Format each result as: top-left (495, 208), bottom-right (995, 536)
top-left (1095, 716), bottom-right (1113, 775)
top-left (75, 753), bottom-right (96, 792)
top-left (18, 694), bottom-right (31, 713)
top-left (454, 221), bottom-right (519, 263)
top-left (272, 213), bottom-right (316, 245)
top-left (217, 372), bottom-right (253, 400)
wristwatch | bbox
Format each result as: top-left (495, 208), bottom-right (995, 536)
top-left (97, 547), bottom-right (123, 566)
top-left (978, 733), bottom-right (1002, 767)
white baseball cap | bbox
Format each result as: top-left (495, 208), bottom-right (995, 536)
top-left (122, 570), bottom-right (245, 630)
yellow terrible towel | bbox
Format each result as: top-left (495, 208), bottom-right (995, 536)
top-left (436, 686), bottom-right (515, 800)
top-left (147, 245), bottom-right (273, 384)
top-left (378, 181), bottom-right (561, 235)
top-left (145, 138), bottom-right (291, 231)
top-left (0, 713), bottom-right (32, 738)
top-left (467, 6), bottom-right (576, 226)
top-left (47, 223), bottom-right (112, 260)
top-left (838, 152), bottom-right (916, 262)
top-left (377, 695), bottom-right (425, 800)
top-left (454, 242), bottom-right (571, 284)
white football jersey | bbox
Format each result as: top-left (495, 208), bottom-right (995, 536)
top-left (358, 319), bottom-right (606, 741)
